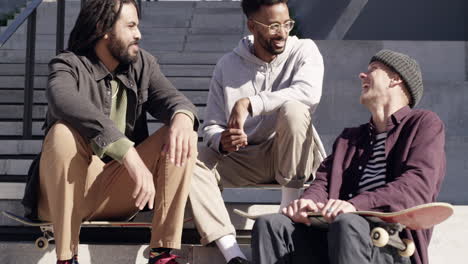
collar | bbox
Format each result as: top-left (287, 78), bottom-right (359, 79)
top-left (87, 52), bottom-right (111, 81)
top-left (387, 105), bottom-right (411, 128)
top-left (367, 105), bottom-right (412, 134)
top-left (88, 52), bottom-right (131, 82)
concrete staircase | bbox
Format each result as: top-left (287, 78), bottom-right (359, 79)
top-left (1, 1), bottom-right (468, 263)
top-left (0, 1), bottom-right (257, 263)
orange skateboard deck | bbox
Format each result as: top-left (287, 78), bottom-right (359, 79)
top-left (234, 202), bottom-right (453, 257)
top-left (306, 202), bottom-right (453, 230)
top-left (2, 211), bottom-right (192, 250)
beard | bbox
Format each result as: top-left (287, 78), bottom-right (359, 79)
top-left (257, 33), bottom-right (287, 55)
top-left (108, 33), bottom-right (139, 65)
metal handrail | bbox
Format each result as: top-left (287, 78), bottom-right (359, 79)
top-left (138, 0), bottom-right (142, 18)
top-left (0, 0), bottom-right (43, 48)
top-left (56, 0), bottom-right (65, 54)
top-left (0, 0), bottom-right (65, 139)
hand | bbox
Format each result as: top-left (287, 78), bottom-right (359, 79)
top-left (123, 147), bottom-right (156, 210)
top-left (227, 98), bottom-right (251, 131)
top-left (219, 128), bottom-right (248, 153)
top-left (321, 199), bottom-right (356, 223)
top-left (162, 113), bottom-right (196, 167)
top-left (282, 199), bottom-right (320, 225)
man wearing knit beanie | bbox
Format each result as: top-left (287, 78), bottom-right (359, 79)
top-left (369, 49), bottom-right (424, 108)
top-left (252, 50), bottom-right (446, 264)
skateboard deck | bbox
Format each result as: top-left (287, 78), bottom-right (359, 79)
top-left (2, 211), bottom-right (192, 250)
top-left (234, 202), bottom-right (454, 257)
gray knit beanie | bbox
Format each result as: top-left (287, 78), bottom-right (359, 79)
top-left (370, 49), bottom-right (423, 108)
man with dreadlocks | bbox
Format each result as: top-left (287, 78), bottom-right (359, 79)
top-left (21, 1), bottom-right (198, 263)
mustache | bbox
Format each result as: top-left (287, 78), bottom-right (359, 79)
top-left (271, 36), bottom-right (285, 41)
top-left (129, 41), bottom-right (139, 46)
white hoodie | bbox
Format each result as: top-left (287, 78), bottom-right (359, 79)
top-left (203, 35), bottom-right (324, 153)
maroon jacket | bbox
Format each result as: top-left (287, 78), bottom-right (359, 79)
top-left (302, 106), bottom-right (446, 264)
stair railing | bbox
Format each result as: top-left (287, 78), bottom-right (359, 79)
top-left (0, 0), bottom-right (65, 139)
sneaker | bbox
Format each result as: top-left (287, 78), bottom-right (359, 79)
top-left (56, 260), bottom-right (73, 264)
top-left (148, 251), bottom-right (180, 264)
top-left (227, 257), bottom-right (251, 264)
top-left (72, 255), bottom-right (79, 264)
top-left (57, 255), bottom-right (78, 264)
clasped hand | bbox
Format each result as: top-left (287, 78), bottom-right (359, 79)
top-left (220, 98), bottom-right (251, 153)
top-left (282, 198), bottom-right (356, 224)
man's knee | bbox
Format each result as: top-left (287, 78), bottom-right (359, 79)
top-left (329, 213), bottom-right (369, 238)
top-left (277, 101), bottom-right (311, 134)
top-left (197, 144), bottom-right (221, 169)
top-left (253, 213), bottom-right (291, 236)
top-left (43, 121), bottom-right (88, 157)
top-left (47, 121), bottom-right (80, 142)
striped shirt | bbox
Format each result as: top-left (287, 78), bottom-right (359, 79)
top-left (358, 132), bottom-right (387, 193)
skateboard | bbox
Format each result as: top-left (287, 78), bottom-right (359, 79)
top-left (234, 202), bottom-right (454, 257)
top-left (2, 211), bottom-right (192, 250)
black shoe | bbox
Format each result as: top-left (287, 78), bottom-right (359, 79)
top-left (72, 255), bottom-right (79, 264)
top-left (227, 257), bottom-right (251, 264)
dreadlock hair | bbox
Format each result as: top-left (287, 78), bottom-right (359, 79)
top-left (241, 0), bottom-right (288, 18)
top-left (68, 0), bottom-right (139, 55)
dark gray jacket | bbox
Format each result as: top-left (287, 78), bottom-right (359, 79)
top-left (22, 49), bottom-right (199, 219)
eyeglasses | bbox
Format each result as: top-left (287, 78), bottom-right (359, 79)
top-left (251, 19), bottom-right (295, 35)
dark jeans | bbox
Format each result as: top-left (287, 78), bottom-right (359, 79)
top-left (251, 213), bottom-right (411, 264)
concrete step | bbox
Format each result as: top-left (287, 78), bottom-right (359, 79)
top-left (190, 6), bottom-right (245, 34)
top-left (0, 196), bottom-right (279, 231)
top-left (0, 159), bottom-right (32, 175)
top-left (0, 50), bottom-right (224, 64)
top-left (0, 184), bottom-right (282, 232)
top-left (185, 34), bottom-right (240, 52)
top-left (0, 207), bottom-right (465, 264)
top-left (0, 64), bottom-right (215, 77)
top-left (4, 40), bottom-right (464, 81)
top-left (3, 1), bottom-right (247, 52)
top-left (0, 204), bottom-right (467, 263)
top-left (2, 1), bottom-right (245, 52)
top-left (0, 105), bottom-right (206, 120)
top-left (0, 90), bottom-right (208, 104)
top-left (0, 121), bottom-right (202, 138)
top-left (0, 140), bottom-right (41, 155)
top-left (0, 105), bottom-right (47, 119)
top-left (0, 243), bottom-right (251, 264)
top-left (2, 30), bottom-right (240, 52)
top-left (0, 76), bottom-right (211, 89)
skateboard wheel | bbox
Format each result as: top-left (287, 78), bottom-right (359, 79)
top-left (35, 237), bottom-right (49, 250)
top-left (399, 239), bottom-right (415, 257)
top-left (371, 227), bottom-right (389, 247)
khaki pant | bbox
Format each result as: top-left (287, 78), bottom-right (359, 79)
top-left (189, 101), bottom-right (326, 245)
top-left (37, 122), bottom-right (197, 260)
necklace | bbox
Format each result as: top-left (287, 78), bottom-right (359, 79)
top-left (111, 80), bottom-right (120, 99)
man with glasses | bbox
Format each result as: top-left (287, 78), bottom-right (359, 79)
top-left (188, 0), bottom-right (324, 263)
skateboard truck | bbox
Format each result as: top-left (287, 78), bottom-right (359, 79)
top-left (368, 217), bottom-right (415, 257)
top-left (36, 225), bottom-right (55, 250)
